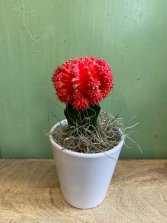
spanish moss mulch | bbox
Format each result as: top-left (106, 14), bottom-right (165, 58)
top-left (51, 110), bottom-right (125, 154)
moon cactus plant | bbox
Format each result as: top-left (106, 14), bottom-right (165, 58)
top-left (52, 56), bottom-right (114, 128)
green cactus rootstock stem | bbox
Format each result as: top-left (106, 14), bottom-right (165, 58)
top-left (64, 103), bottom-right (101, 129)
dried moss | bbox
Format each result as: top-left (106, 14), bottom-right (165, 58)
top-left (51, 110), bottom-right (125, 153)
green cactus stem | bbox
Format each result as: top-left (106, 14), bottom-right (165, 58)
top-left (64, 103), bottom-right (101, 130)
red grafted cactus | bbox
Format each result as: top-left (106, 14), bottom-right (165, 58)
top-left (52, 56), bottom-right (114, 111)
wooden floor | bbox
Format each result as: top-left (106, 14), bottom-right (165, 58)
top-left (0, 160), bottom-right (167, 223)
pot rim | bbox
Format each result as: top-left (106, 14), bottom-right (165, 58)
top-left (49, 119), bottom-right (124, 158)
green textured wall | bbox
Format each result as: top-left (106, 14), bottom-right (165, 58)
top-left (0, 0), bottom-right (167, 159)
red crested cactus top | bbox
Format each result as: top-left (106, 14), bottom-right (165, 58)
top-left (52, 56), bottom-right (114, 110)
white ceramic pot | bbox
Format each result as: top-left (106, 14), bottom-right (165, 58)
top-left (50, 120), bottom-right (124, 209)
